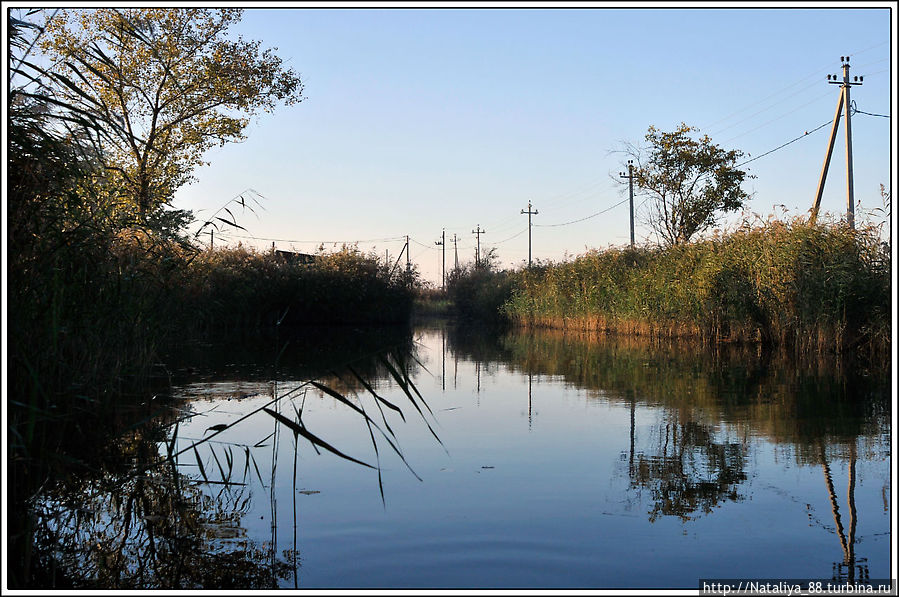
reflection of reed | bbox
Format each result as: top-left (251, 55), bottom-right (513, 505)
top-left (482, 326), bottom-right (888, 459)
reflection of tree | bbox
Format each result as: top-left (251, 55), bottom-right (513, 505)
top-left (629, 411), bottom-right (747, 522)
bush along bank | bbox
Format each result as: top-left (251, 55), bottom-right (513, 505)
top-left (502, 217), bottom-right (890, 357)
top-left (446, 262), bottom-right (516, 324)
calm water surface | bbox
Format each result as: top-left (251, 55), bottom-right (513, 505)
top-left (31, 323), bottom-right (893, 589)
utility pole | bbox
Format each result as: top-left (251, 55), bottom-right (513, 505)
top-left (405, 235), bottom-right (411, 277)
top-left (812, 56), bottom-right (863, 228)
top-left (452, 234), bottom-right (459, 271)
top-left (435, 229), bottom-right (445, 290)
top-left (210, 229), bottom-right (214, 250)
top-left (521, 201), bottom-right (539, 268)
top-left (472, 226), bottom-right (485, 268)
top-left (619, 159), bottom-right (635, 247)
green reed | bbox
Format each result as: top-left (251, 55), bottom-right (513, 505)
top-left (503, 216), bottom-right (890, 357)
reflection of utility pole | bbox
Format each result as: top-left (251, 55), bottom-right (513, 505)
top-left (527, 373), bottom-right (533, 430)
top-left (472, 226), bottom-right (485, 268)
top-left (629, 398), bottom-right (636, 477)
top-left (619, 160), bottom-right (635, 247)
top-left (812, 56), bottom-right (863, 228)
top-left (441, 326), bottom-right (446, 392)
top-left (453, 346), bottom-right (458, 390)
top-left (820, 442), bottom-right (865, 582)
top-left (521, 201), bottom-right (538, 267)
top-left (476, 360), bottom-right (481, 406)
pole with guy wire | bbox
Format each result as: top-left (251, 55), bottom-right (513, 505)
top-left (812, 55), bottom-right (863, 228)
top-left (520, 201), bottom-right (539, 267)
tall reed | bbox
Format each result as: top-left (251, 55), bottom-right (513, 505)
top-left (503, 216), bottom-right (890, 357)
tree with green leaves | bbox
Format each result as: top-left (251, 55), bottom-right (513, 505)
top-left (627, 123), bottom-right (752, 246)
top-left (32, 8), bottom-right (303, 218)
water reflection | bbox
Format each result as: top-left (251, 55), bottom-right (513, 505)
top-left (628, 416), bottom-right (747, 522)
top-left (13, 322), bottom-right (891, 589)
top-left (443, 324), bottom-right (889, 582)
top-left (14, 325), bottom-right (428, 589)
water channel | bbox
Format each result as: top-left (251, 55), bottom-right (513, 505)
top-left (23, 322), bottom-right (893, 589)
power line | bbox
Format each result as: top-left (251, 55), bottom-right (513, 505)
top-left (720, 89), bottom-right (834, 146)
top-left (211, 232), bottom-right (406, 244)
top-left (534, 198), bottom-right (629, 228)
top-left (736, 119), bottom-right (833, 168)
top-left (701, 42), bottom-right (887, 134)
top-left (485, 228), bottom-right (528, 246)
top-left (854, 109), bottom-right (890, 119)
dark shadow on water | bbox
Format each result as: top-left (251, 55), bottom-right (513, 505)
top-left (8, 323), bottom-right (428, 589)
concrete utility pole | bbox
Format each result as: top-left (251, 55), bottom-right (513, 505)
top-left (452, 234), bottom-right (459, 271)
top-left (521, 201), bottom-right (539, 267)
top-left (435, 229), bottom-right (445, 290)
top-left (472, 226), bottom-right (485, 268)
top-left (812, 56), bottom-right (863, 228)
top-left (619, 160), bottom-right (635, 247)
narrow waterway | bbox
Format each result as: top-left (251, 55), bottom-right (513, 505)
top-left (26, 323), bottom-right (892, 589)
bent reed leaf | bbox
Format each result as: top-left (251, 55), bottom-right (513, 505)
top-left (263, 407), bottom-right (375, 469)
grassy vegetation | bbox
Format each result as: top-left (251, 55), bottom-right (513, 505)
top-left (503, 216), bottom-right (890, 357)
top-left (445, 259), bottom-right (516, 323)
top-left (442, 216), bottom-right (889, 358)
top-left (184, 244), bottom-right (415, 330)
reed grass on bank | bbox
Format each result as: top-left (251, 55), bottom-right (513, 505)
top-left (502, 217), bottom-right (890, 356)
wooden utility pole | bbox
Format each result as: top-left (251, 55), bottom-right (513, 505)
top-left (521, 201), bottom-right (539, 267)
top-left (405, 235), bottom-right (411, 277)
top-left (452, 234), bottom-right (459, 271)
top-left (435, 229), bottom-right (445, 290)
top-left (619, 160), bottom-right (635, 247)
top-left (812, 56), bottom-right (863, 228)
top-left (472, 226), bottom-right (485, 268)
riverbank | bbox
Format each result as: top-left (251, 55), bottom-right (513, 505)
top-left (450, 217), bottom-right (891, 360)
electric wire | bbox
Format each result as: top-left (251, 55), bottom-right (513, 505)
top-left (211, 232), bottom-right (406, 244)
top-left (534, 198), bottom-right (629, 228)
top-left (735, 118), bottom-right (833, 169)
top-left (485, 228), bottom-right (528, 246)
top-left (721, 89), bottom-right (834, 146)
top-left (854, 109), bottom-right (890, 119)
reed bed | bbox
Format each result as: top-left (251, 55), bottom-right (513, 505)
top-left (503, 216), bottom-right (890, 357)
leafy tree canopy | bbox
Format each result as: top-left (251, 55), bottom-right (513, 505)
top-left (629, 123), bottom-right (752, 246)
top-left (34, 8), bottom-right (303, 216)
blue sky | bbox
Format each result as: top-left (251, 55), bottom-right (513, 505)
top-left (172, 5), bottom-right (895, 285)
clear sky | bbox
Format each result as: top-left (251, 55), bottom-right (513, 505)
top-left (171, 3), bottom-right (896, 286)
